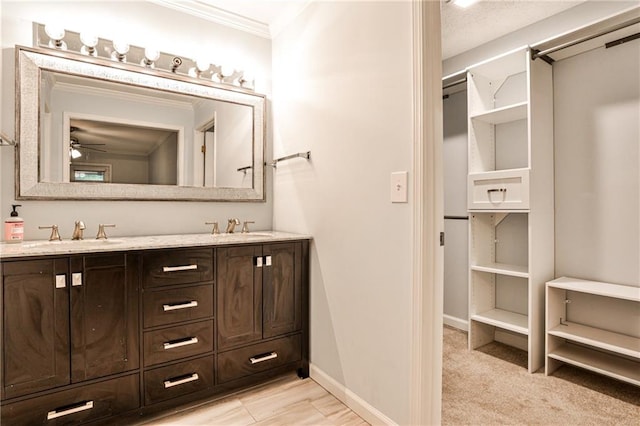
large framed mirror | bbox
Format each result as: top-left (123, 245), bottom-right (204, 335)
top-left (16, 46), bottom-right (265, 201)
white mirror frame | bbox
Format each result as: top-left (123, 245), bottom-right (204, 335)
top-left (16, 46), bottom-right (265, 201)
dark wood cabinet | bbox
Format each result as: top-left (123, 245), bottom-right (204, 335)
top-left (216, 241), bottom-right (308, 381)
top-left (2, 259), bottom-right (70, 399)
top-left (70, 254), bottom-right (139, 382)
top-left (216, 245), bottom-right (263, 349)
top-left (263, 243), bottom-right (303, 339)
top-left (1, 253), bottom-right (140, 422)
top-left (2, 237), bottom-right (309, 424)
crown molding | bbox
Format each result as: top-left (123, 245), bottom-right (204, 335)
top-left (149, 0), bottom-right (271, 39)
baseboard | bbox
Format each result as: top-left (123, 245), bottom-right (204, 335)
top-left (309, 364), bottom-right (397, 426)
top-left (443, 314), bottom-right (468, 331)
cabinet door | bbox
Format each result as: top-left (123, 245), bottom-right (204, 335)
top-left (2, 259), bottom-right (70, 399)
top-left (70, 254), bottom-right (139, 382)
top-left (217, 245), bottom-right (263, 349)
top-left (263, 243), bottom-right (302, 338)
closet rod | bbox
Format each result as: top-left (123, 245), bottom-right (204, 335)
top-left (444, 215), bottom-right (469, 220)
top-left (442, 77), bottom-right (467, 91)
top-left (532, 15), bottom-right (640, 60)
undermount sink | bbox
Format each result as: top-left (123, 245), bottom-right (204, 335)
top-left (21, 239), bottom-right (123, 249)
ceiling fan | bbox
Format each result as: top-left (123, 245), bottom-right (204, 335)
top-left (69, 126), bottom-right (107, 158)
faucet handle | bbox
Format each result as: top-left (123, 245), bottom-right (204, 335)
top-left (241, 221), bottom-right (255, 233)
top-left (39, 225), bottom-right (62, 241)
top-left (205, 221), bottom-right (220, 234)
top-left (96, 224), bottom-right (116, 240)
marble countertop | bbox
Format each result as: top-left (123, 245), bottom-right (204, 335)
top-left (0, 231), bottom-right (311, 259)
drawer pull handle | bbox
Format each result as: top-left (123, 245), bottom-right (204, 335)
top-left (487, 188), bottom-right (507, 193)
top-left (249, 351), bottom-right (278, 364)
top-left (163, 300), bottom-right (198, 311)
top-left (162, 264), bottom-right (198, 272)
top-left (47, 400), bottom-right (94, 420)
top-left (163, 336), bottom-right (199, 350)
top-left (163, 373), bottom-right (199, 388)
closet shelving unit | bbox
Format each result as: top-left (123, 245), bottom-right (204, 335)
top-left (546, 277), bottom-right (640, 385)
top-left (467, 47), bottom-right (554, 373)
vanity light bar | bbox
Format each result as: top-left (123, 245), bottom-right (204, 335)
top-left (34, 23), bottom-right (255, 90)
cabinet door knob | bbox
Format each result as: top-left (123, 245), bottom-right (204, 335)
top-left (47, 401), bottom-right (94, 420)
top-left (55, 274), bottom-right (66, 289)
top-left (72, 272), bottom-right (83, 287)
top-left (255, 256), bottom-right (263, 268)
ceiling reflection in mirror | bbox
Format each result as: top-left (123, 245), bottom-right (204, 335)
top-left (18, 47), bottom-right (264, 201)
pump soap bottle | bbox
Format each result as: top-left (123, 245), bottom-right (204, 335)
top-left (4, 204), bottom-right (24, 243)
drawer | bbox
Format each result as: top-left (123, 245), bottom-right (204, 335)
top-left (144, 356), bottom-right (214, 405)
top-left (144, 320), bottom-right (214, 367)
top-left (143, 248), bottom-right (213, 288)
top-left (1, 374), bottom-right (139, 425)
top-left (144, 284), bottom-right (214, 328)
top-left (217, 334), bottom-right (301, 384)
top-left (468, 169), bottom-right (530, 210)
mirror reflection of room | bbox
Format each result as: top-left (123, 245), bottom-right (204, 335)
top-left (39, 69), bottom-right (254, 189)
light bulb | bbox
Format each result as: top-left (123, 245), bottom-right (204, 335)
top-left (70, 148), bottom-right (82, 159)
top-left (80, 32), bottom-right (98, 56)
top-left (141, 47), bottom-right (160, 67)
top-left (44, 24), bottom-right (65, 41)
top-left (240, 71), bottom-right (254, 87)
top-left (113, 40), bottom-right (129, 55)
top-left (111, 40), bottom-right (129, 62)
top-left (220, 65), bottom-right (234, 77)
top-left (44, 24), bottom-right (66, 50)
top-left (196, 59), bottom-right (210, 73)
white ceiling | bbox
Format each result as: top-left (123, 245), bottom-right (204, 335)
top-left (155, 0), bottom-right (586, 57)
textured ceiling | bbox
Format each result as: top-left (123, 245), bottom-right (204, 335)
top-left (168, 0), bottom-right (587, 57)
top-left (441, 0), bottom-right (586, 58)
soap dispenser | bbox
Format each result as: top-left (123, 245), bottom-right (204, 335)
top-left (4, 204), bottom-right (24, 243)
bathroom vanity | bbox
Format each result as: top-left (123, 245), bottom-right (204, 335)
top-left (0, 232), bottom-right (310, 424)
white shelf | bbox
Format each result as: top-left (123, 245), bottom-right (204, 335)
top-left (470, 102), bottom-right (528, 124)
top-left (549, 322), bottom-right (640, 359)
top-left (548, 343), bottom-right (640, 386)
top-left (548, 277), bottom-right (640, 302)
top-left (471, 309), bottom-right (529, 335)
top-left (471, 262), bottom-right (529, 278)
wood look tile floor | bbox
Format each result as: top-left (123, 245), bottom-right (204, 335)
top-left (140, 374), bottom-right (369, 426)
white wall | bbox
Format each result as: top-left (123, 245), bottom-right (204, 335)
top-left (1, 1), bottom-right (273, 240)
top-left (554, 39), bottom-right (639, 287)
top-left (272, 2), bottom-right (414, 423)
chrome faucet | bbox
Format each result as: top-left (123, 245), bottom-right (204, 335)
top-left (226, 218), bottom-right (240, 233)
top-left (71, 220), bottom-right (86, 240)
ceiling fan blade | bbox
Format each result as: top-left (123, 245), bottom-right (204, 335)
top-left (80, 146), bottom-right (107, 153)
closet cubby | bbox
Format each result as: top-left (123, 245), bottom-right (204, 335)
top-left (467, 46), bottom-right (554, 373)
top-left (546, 277), bottom-right (640, 386)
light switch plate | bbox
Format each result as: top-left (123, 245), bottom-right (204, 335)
top-left (390, 171), bottom-right (408, 203)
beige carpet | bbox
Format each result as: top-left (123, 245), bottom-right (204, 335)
top-left (442, 326), bottom-right (640, 425)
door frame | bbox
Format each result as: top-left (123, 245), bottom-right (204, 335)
top-left (410, 1), bottom-right (444, 425)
